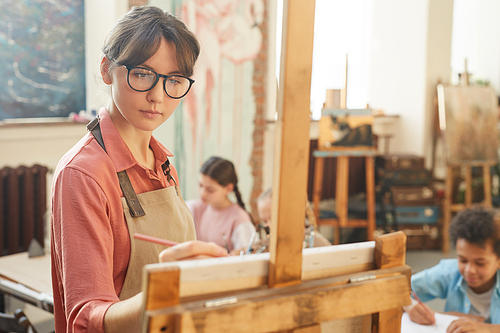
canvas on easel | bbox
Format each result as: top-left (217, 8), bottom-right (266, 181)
top-left (437, 85), bottom-right (499, 163)
top-left (318, 108), bottom-right (375, 150)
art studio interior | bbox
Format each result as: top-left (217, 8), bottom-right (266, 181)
top-left (1, 0), bottom-right (500, 332)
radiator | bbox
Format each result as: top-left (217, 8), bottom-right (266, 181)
top-left (0, 165), bottom-right (48, 256)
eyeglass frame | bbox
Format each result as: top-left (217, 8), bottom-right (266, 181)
top-left (123, 65), bottom-right (195, 99)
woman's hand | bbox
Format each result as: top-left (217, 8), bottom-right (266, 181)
top-left (159, 240), bottom-right (228, 262)
top-left (404, 301), bottom-right (436, 325)
top-left (447, 317), bottom-right (498, 333)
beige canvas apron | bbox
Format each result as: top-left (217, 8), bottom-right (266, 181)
top-left (120, 186), bottom-right (196, 300)
top-left (86, 116), bottom-right (195, 301)
top-left (118, 183), bottom-right (196, 300)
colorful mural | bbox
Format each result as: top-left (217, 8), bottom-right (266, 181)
top-left (156, 0), bottom-right (264, 202)
top-left (0, 0), bottom-right (85, 120)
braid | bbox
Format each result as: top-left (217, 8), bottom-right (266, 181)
top-left (233, 184), bottom-right (245, 210)
top-left (234, 184), bottom-right (254, 223)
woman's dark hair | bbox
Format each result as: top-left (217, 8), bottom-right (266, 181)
top-left (449, 207), bottom-right (500, 257)
top-left (102, 5), bottom-right (200, 76)
top-left (200, 156), bottom-right (249, 213)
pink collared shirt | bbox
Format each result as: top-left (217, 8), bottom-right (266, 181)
top-left (50, 108), bottom-right (179, 333)
top-left (186, 200), bottom-right (254, 252)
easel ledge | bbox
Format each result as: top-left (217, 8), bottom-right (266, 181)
top-left (140, 232), bottom-right (411, 333)
top-left (144, 241), bottom-right (376, 298)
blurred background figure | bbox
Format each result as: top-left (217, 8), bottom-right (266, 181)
top-left (187, 156), bottom-right (254, 254)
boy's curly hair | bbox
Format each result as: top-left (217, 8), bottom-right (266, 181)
top-left (449, 207), bottom-right (500, 257)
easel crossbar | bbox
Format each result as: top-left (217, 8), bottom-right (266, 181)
top-left (145, 265), bottom-right (411, 333)
top-left (144, 241), bottom-right (376, 298)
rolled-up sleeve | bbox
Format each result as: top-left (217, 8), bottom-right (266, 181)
top-left (51, 167), bottom-right (124, 333)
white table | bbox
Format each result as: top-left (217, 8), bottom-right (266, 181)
top-left (0, 252), bottom-right (52, 313)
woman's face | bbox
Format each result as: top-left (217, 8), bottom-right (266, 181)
top-left (103, 38), bottom-right (183, 133)
top-left (456, 238), bottom-right (500, 294)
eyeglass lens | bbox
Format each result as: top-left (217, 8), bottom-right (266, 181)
top-left (127, 67), bottom-right (191, 98)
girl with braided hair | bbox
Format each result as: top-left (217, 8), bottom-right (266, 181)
top-left (187, 156), bottom-right (255, 254)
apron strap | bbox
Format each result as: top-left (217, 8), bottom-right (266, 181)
top-left (87, 116), bottom-right (146, 217)
top-left (117, 170), bottom-right (146, 217)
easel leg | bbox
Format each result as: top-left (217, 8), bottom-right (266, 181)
top-left (443, 165), bottom-right (453, 254)
top-left (483, 164), bottom-right (492, 208)
top-left (335, 156), bottom-right (349, 243)
top-left (372, 308), bottom-right (402, 333)
top-left (365, 156), bottom-right (375, 241)
top-left (465, 165), bottom-right (472, 207)
top-left (313, 157), bottom-right (324, 223)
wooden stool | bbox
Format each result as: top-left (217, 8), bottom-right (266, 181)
top-left (312, 149), bottom-right (377, 244)
top-left (442, 161), bottom-right (496, 253)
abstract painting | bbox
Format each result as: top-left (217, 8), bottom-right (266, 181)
top-left (0, 0), bottom-right (85, 120)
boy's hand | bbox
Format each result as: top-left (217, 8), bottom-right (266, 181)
top-left (404, 301), bottom-right (436, 325)
top-left (446, 317), bottom-right (496, 333)
top-left (158, 240), bottom-right (228, 262)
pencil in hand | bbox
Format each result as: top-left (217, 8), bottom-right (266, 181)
top-left (411, 291), bottom-right (436, 325)
top-left (133, 233), bottom-right (178, 247)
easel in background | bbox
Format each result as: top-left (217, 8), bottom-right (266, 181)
top-left (137, 0), bottom-right (410, 332)
top-left (436, 79), bottom-right (499, 253)
top-left (312, 147), bottom-right (376, 245)
top-left (312, 55), bottom-right (377, 245)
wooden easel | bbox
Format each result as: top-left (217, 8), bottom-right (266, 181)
top-left (436, 83), bottom-right (499, 253)
top-left (140, 232), bottom-right (410, 332)
top-left (311, 53), bottom-right (376, 244)
top-left (442, 161), bottom-right (495, 253)
top-left (312, 149), bottom-right (376, 245)
top-left (138, 1), bottom-right (410, 331)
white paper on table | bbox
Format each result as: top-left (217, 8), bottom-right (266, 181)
top-left (401, 312), bottom-right (460, 332)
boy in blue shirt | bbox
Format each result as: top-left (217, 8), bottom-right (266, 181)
top-left (405, 207), bottom-right (500, 332)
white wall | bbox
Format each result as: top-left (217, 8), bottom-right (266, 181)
top-left (85, 0), bottom-right (129, 112)
top-left (451, 0), bottom-right (500, 93)
top-left (368, 0), bottom-right (430, 156)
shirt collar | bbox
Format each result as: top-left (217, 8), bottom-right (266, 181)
top-left (495, 270), bottom-right (500, 297)
top-left (97, 108), bottom-right (173, 173)
top-left (455, 273), bottom-right (466, 292)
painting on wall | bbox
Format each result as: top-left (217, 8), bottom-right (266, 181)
top-left (0, 0), bottom-right (85, 120)
top-left (437, 85), bottom-right (499, 163)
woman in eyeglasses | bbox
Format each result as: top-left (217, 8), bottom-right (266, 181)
top-left (50, 6), bottom-right (228, 333)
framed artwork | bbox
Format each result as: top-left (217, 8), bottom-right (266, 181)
top-left (437, 85), bottom-right (499, 163)
top-left (0, 1), bottom-right (85, 120)
top-left (318, 108), bottom-right (374, 150)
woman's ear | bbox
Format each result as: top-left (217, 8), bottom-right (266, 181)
top-left (100, 56), bottom-right (112, 85)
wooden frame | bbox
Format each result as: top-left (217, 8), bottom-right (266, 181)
top-left (140, 232), bottom-right (411, 332)
top-left (441, 161), bottom-right (495, 253)
top-left (311, 150), bottom-right (376, 245)
top-left (138, 1), bottom-right (411, 331)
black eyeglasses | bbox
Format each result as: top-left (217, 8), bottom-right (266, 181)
top-left (123, 65), bottom-right (195, 99)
